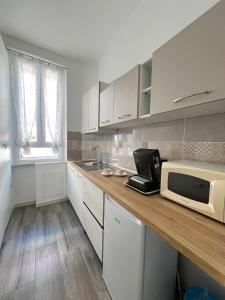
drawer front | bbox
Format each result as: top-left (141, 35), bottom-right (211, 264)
top-left (82, 204), bottom-right (103, 261)
top-left (83, 178), bottom-right (104, 225)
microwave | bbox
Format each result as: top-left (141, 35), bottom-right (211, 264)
top-left (160, 160), bottom-right (225, 222)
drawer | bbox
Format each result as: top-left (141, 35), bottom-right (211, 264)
top-left (82, 203), bottom-right (103, 261)
top-left (83, 178), bottom-right (104, 226)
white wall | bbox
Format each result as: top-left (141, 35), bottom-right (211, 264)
top-left (98, 0), bottom-right (219, 83)
top-left (0, 35), bottom-right (13, 245)
top-left (81, 61), bottom-right (98, 94)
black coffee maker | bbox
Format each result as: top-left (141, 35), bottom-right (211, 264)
top-left (126, 149), bottom-right (162, 194)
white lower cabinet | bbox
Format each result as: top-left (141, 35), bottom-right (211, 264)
top-left (82, 203), bottom-right (103, 261)
top-left (67, 164), bottom-right (83, 224)
top-left (103, 196), bottom-right (178, 300)
top-left (82, 177), bottom-right (104, 261)
top-left (67, 164), bottom-right (104, 261)
top-left (83, 177), bottom-right (104, 226)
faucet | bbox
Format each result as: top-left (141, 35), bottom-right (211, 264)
top-left (91, 146), bottom-right (102, 166)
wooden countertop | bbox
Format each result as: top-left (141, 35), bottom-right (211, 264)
top-left (68, 161), bottom-right (225, 287)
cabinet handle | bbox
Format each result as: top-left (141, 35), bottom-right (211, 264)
top-left (90, 127), bottom-right (97, 131)
top-left (118, 113), bottom-right (131, 119)
top-left (101, 120), bottom-right (110, 124)
top-left (173, 90), bottom-right (212, 103)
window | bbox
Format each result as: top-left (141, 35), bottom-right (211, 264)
top-left (9, 51), bottom-right (66, 162)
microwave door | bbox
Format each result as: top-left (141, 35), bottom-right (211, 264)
top-left (168, 172), bottom-right (210, 204)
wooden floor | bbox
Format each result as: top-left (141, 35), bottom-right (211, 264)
top-left (0, 201), bottom-right (111, 300)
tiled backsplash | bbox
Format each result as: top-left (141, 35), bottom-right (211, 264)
top-left (82, 113), bottom-right (225, 171)
top-left (67, 131), bottom-right (82, 161)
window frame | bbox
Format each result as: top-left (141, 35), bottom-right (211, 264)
top-left (12, 59), bottom-right (67, 165)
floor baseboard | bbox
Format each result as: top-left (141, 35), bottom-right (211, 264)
top-left (36, 197), bottom-right (68, 207)
top-left (14, 201), bottom-right (36, 208)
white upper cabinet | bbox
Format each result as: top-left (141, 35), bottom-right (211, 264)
top-left (151, 1), bottom-right (225, 115)
top-left (113, 65), bottom-right (139, 124)
top-left (81, 92), bottom-right (89, 134)
top-left (82, 82), bottom-right (107, 134)
top-left (100, 84), bottom-right (114, 127)
top-left (88, 84), bottom-right (100, 133)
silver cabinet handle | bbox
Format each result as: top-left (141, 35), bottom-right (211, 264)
top-left (118, 113), bottom-right (131, 119)
top-left (101, 120), bottom-right (110, 124)
top-left (1, 144), bottom-right (7, 149)
top-left (173, 90), bottom-right (212, 103)
top-left (90, 127), bottom-right (97, 131)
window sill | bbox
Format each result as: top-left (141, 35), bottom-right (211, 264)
top-left (12, 157), bottom-right (65, 166)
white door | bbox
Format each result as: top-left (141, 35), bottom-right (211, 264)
top-left (0, 35), bottom-right (12, 245)
top-left (114, 65), bottom-right (139, 124)
top-left (151, 1), bottom-right (225, 115)
top-left (81, 92), bottom-right (89, 134)
top-left (100, 84), bottom-right (114, 127)
top-left (103, 195), bottom-right (145, 300)
top-left (88, 83), bottom-right (99, 133)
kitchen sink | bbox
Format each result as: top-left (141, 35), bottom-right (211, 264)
top-left (74, 161), bottom-right (111, 171)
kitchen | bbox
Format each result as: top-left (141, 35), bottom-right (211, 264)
top-left (0, 0), bottom-right (225, 299)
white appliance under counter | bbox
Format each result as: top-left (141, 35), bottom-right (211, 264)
top-left (103, 195), bottom-right (178, 300)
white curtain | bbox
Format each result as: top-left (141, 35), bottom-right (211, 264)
top-left (41, 64), bottom-right (65, 148)
top-left (9, 51), bottom-right (65, 150)
top-left (9, 52), bottom-right (39, 147)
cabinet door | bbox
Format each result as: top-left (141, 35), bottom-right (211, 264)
top-left (81, 92), bottom-right (89, 134)
top-left (67, 165), bottom-right (83, 223)
top-left (67, 165), bottom-right (73, 202)
top-left (88, 83), bottom-right (99, 133)
top-left (151, 1), bottom-right (225, 115)
top-left (67, 165), bottom-right (77, 210)
top-left (76, 171), bottom-right (84, 224)
top-left (100, 84), bottom-right (114, 127)
top-left (114, 65), bottom-right (139, 123)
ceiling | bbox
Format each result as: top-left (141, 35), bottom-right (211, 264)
top-left (0, 0), bottom-right (140, 61)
